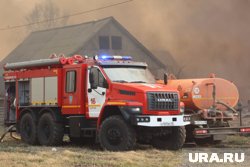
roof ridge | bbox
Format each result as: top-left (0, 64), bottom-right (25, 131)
top-left (31, 16), bottom-right (114, 34)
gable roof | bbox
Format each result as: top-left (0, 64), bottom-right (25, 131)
top-left (0, 17), bottom-right (111, 66)
top-left (0, 17), bottom-right (165, 69)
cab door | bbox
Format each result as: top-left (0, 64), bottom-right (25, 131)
top-left (87, 66), bottom-right (108, 118)
top-left (62, 67), bottom-right (81, 114)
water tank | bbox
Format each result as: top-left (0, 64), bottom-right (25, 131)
top-left (167, 77), bottom-right (239, 111)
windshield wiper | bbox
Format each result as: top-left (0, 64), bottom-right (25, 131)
top-left (130, 81), bottom-right (146, 83)
top-left (113, 80), bottom-right (128, 83)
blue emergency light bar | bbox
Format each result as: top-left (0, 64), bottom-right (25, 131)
top-left (95, 55), bottom-right (132, 61)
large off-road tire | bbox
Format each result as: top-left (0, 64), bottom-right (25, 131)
top-left (20, 112), bottom-right (38, 145)
top-left (152, 126), bottom-right (186, 150)
top-left (99, 115), bottom-right (136, 151)
top-left (37, 113), bottom-right (64, 146)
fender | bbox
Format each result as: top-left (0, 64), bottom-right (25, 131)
top-left (38, 107), bottom-right (63, 123)
top-left (97, 105), bottom-right (122, 129)
top-left (18, 108), bottom-right (37, 122)
top-left (97, 101), bottom-right (143, 129)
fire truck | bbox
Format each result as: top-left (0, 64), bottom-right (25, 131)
top-left (3, 55), bottom-right (190, 151)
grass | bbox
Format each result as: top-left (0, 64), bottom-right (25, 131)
top-left (225, 135), bottom-right (250, 146)
top-left (0, 126), bottom-right (181, 167)
top-left (1, 126), bottom-right (250, 167)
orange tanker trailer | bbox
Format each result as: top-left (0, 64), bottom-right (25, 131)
top-left (158, 74), bottom-right (250, 145)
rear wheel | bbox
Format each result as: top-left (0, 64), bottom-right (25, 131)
top-left (20, 112), bottom-right (37, 145)
top-left (37, 113), bottom-right (64, 146)
top-left (152, 126), bottom-right (186, 150)
top-left (99, 115), bottom-right (136, 151)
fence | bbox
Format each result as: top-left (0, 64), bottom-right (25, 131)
top-left (0, 100), bottom-right (3, 126)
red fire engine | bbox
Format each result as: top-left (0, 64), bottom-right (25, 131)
top-left (3, 55), bottom-right (190, 151)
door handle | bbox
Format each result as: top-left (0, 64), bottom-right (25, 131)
top-left (63, 96), bottom-right (67, 99)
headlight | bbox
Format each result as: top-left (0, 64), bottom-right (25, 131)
top-left (130, 107), bottom-right (141, 112)
top-left (120, 106), bottom-right (142, 114)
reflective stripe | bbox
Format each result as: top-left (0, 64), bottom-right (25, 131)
top-left (87, 104), bottom-right (101, 107)
top-left (62, 105), bottom-right (80, 109)
top-left (107, 102), bottom-right (126, 105)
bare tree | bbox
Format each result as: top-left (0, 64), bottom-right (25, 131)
top-left (26, 0), bottom-right (69, 32)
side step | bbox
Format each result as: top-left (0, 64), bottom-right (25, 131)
top-left (68, 116), bottom-right (97, 138)
top-left (81, 128), bottom-right (96, 137)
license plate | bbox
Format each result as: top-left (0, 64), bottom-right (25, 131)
top-left (160, 122), bottom-right (174, 126)
top-left (194, 120), bottom-right (207, 125)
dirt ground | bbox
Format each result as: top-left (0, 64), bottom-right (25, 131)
top-left (0, 126), bottom-right (250, 167)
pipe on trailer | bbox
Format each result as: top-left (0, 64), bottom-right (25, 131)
top-left (4, 58), bottom-right (67, 70)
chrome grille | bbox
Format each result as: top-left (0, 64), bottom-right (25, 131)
top-left (147, 92), bottom-right (179, 110)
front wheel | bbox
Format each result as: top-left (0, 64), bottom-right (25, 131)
top-left (99, 115), bottom-right (136, 151)
top-left (152, 126), bottom-right (186, 150)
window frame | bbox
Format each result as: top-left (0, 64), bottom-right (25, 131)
top-left (99, 36), bottom-right (110, 50)
top-left (65, 70), bottom-right (76, 93)
top-left (111, 36), bottom-right (122, 50)
top-left (89, 67), bottom-right (108, 89)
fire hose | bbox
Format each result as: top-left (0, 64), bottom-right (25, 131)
top-left (0, 125), bottom-right (20, 142)
top-left (216, 100), bottom-right (238, 114)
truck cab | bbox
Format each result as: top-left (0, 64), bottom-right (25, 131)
top-left (3, 55), bottom-right (190, 151)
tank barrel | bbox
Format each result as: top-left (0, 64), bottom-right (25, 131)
top-left (167, 77), bottom-right (239, 110)
top-left (4, 58), bottom-right (66, 70)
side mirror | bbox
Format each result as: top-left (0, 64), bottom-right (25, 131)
top-left (164, 73), bottom-right (168, 85)
top-left (89, 68), bottom-right (98, 89)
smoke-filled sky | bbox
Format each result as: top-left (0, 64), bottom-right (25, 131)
top-left (0, 0), bottom-right (250, 102)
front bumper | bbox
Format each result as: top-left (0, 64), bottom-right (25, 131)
top-left (131, 115), bottom-right (191, 127)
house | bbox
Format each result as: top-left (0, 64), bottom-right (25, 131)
top-left (0, 17), bottom-right (178, 94)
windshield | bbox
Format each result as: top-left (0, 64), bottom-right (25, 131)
top-left (103, 67), bottom-right (156, 83)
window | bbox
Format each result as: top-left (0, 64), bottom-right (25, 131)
top-left (98, 70), bottom-right (105, 88)
top-left (99, 36), bottom-right (122, 50)
top-left (90, 67), bottom-right (107, 88)
top-left (99, 36), bottom-right (110, 49)
top-left (111, 36), bottom-right (122, 50)
top-left (66, 71), bottom-right (76, 93)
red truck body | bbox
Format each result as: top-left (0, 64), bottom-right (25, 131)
top-left (3, 55), bottom-right (190, 150)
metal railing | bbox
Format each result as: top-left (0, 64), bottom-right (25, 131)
top-left (0, 107), bottom-right (4, 126)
